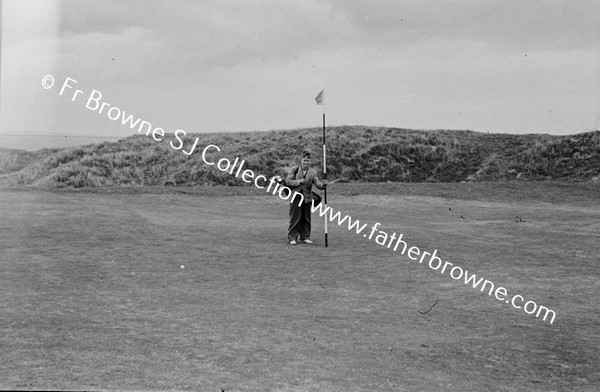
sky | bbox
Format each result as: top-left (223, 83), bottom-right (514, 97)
top-left (1, 0), bottom-right (599, 150)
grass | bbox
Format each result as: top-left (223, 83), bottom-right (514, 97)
top-left (1, 127), bottom-right (599, 188)
top-left (1, 182), bottom-right (599, 391)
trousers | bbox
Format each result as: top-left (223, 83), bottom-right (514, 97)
top-left (288, 201), bottom-right (311, 241)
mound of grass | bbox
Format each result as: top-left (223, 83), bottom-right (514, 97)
top-left (0, 147), bottom-right (58, 176)
top-left (1, 127), bottom-right (598, 188)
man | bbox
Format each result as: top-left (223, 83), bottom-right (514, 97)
top-left (285, 151), bottom-right (327, 245)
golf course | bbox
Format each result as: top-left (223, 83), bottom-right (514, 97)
top-left (4, 0), bottom-right (599, 389)
top-left (1, 180), bottom-right (598, 391)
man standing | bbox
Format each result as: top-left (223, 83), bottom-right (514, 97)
top-left (285, 151), bottom-right (327, 245)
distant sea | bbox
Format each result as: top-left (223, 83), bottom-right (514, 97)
top-left (0, 135), bottom-right (127, 151)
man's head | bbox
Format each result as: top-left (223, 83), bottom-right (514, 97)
top-left (300, 151), bottom-right (311, 170)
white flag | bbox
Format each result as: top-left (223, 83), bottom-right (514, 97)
top-left (315, 89), bottom-right (324, 105)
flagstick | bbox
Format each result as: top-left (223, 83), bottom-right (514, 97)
top-left (322, 104), bottom-right (328, 247)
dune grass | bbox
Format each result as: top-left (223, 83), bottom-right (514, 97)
top-left (1, 127), bottom-right (599, 188)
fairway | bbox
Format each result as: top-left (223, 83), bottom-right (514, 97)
top-left (1, 183), bottom-right (599, 391)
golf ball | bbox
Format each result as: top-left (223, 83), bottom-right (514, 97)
top-left (180, 265), bottom-right (185, 269)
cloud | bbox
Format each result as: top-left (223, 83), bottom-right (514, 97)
top-left (58, 0), bottom-right (347, 75)
top-left (55, 0), bottom-right (600, 84)
top-left (4, 0), bottom-right (597, 137)
top-left (327, 0), bottom-right (600, 51)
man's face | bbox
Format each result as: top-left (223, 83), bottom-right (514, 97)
top-left (301, 157), bottom-right (311, 169)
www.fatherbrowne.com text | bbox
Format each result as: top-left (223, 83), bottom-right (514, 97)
top-left (308, 201), bottom-right (557, 324)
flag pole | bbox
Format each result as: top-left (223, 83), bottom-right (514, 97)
top-left (322, 104), bottom-right (328, 247)
top-left (315, 88), bottom-right (327, 247)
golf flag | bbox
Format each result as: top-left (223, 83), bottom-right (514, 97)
top-left (315, 89), bottom-right (324, 105)
top-left (316, 88), bottom-right (327, 246)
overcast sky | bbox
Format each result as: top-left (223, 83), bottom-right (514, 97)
top-left (1, 0), bottom-right (599, 149)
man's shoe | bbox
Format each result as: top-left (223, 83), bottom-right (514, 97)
top-left (289, 240), bottom-right (297, 245)
top-left (301, 239), bottom-right (314, 244)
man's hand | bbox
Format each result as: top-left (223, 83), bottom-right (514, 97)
top-left (298, 179), bottom-right (306, 185)
top-left (322, 180), bottom-right (328, 187)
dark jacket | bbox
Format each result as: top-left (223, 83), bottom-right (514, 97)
top-left (285, 166), bottom-right (325, 203)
